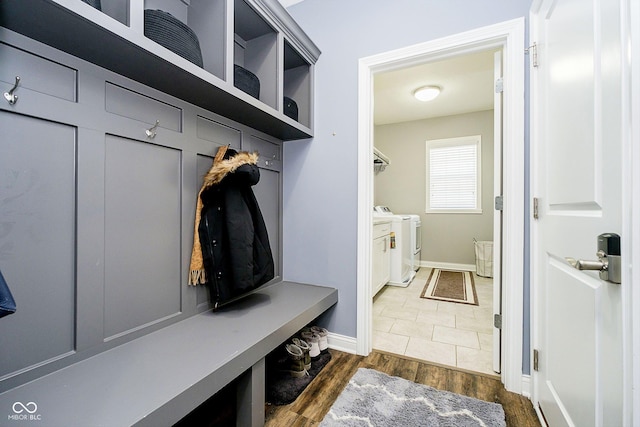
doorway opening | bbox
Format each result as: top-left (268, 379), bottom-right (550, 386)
top-left (371, 49), bottom-right (501, 376)
top-left (356, 18), bottom-right (526, 393)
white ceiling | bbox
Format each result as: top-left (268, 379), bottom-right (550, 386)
top-left (374, 49), bottom-right (498, 125)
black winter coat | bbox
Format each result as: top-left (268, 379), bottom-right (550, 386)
top-left (198, 150), bottom-right (274, 308)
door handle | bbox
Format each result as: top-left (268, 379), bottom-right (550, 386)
top-left (566, 250), bottom-right (607, 271)
top-left (565, 233), bottom-right (621, 284)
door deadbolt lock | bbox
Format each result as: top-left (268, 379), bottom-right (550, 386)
top-left (566, 233), bottom-right (621, 284)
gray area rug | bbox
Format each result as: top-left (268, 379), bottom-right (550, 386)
top-left (320, 368), bottom-right (506, 427)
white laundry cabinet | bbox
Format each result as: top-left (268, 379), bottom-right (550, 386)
top-left (372, 219), bottom-right (391, 297)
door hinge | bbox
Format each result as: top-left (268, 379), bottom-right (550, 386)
top-left (533, 197), bottom-right (539, 219)
top-left (526, 42), bottom-right (538, 67)
top-left (495, 77), bottom-right (504, 93)
top-left (533, 349), bottom-right (540, 371)
top-left (495, 195), bottom-right (504, 211)
top-left (493, 313), bottom-right (502, 329)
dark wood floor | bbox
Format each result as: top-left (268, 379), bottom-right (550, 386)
top-left (265, 349), bottom-right (541, 427)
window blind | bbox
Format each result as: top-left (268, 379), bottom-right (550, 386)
top-left (427, 136), bottom-right (480, 212)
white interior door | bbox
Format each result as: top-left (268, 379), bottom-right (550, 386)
top-left (532, 0), bottom-right (625, 426)
top-left (492, 50), bottom-right (503, 374)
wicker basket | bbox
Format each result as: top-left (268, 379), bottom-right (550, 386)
top-left (283, 96), bottom-right (298, 121)
top-left (144, 9), bottom-right (203, 68)
top-left (234, 65), bottom-right (260, 99)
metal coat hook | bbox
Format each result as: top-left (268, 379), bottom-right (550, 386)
top-left (4, 76), bottom-right (20, 105)
top-left (145, 120), bottom-right (160, 138)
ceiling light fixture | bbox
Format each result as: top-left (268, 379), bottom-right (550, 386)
top-left (413, 85), bottom-right (441, 102)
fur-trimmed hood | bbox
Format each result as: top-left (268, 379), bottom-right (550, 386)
top-left (202, 151), bottom-right (259, 187)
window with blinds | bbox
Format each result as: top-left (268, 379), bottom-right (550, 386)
top-left (426, 135), bottom-right (482, 213)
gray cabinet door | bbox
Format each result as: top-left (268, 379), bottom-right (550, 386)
top-left (253, 168), bottom-right (280, 279)
top-left (0, 111), bottom-right (76, 377)
top-left (103, 135), bottom-right (182, 340)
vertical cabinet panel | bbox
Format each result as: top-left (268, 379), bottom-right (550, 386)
top-left (195, 153), bottom-right (214, 308)
top-left (103, 135), bottom-right (182, 340)
top-left (0, 111), bottom-right (76, 377)
top-left (253, 168), bottom-right (280, 278)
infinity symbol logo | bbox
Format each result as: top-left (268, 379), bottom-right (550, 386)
top-left (12, 401), bottom-right (38, 414)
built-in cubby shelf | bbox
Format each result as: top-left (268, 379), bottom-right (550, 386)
top-left (234, 0), bottom-right (278, 109)
top-left (284, 39), bottom-right (312, 128)
top-left (0, 0), bottom-right (319, 140)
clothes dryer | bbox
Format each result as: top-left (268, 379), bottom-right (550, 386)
top-left (373, 206), bottom-right (415, 287)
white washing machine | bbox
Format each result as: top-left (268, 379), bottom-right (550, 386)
top-left (373, 206), bottom-right (415, 287)
top-left (400, 214), bottom-right (421, 272)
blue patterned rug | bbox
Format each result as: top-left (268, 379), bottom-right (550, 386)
top-left (320, 368), bottom-right (505, 427)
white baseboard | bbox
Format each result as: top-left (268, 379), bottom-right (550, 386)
top-left (521, 374), bottom-right (531, 398)
top-left (534, 404), bottom-right (548, 427)
top-left (327, 332), bottom-right (357, 354)
top-left (420, 261), bottom-right (476, 272)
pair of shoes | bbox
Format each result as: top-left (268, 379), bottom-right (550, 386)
top-left (311, 326), bottom-right (329, 354)
top-left (300, 330), bottom-right (321, 358)
top-left (300, 326), bottom-right (329, 357)
top-left (283, 343), bottom-right (309, 378)
top-left (292, 337), bottom-right (311, 370)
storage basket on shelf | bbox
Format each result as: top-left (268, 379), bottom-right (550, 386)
top-left (144, 9), bottom-right (203, 68)
top-left (233, 65), bottom-right (260, 99)
top-left (283, 96), bottom-right (298, 121)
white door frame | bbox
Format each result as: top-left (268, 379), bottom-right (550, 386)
top-left (356, 18), bottom-right (526, 394)
top-left (631, 0), bottom-right (640, 422)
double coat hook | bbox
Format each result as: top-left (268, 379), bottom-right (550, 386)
top-left (145, 120), bottom-right (160, 138)
top-left (4, 76), bottom-right (20, 105)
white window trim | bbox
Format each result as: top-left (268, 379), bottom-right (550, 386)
top-left (425, 135), bottom-right (482, 214)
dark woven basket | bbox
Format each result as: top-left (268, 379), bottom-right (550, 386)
top-left (283, 96), bottom-right (298, 121)
top-left (144, 9), bottom-right (203, 68)
top-left (81, 0), bottom-right (101, 10)
top-left (234, 65), bottom-right (260, 99)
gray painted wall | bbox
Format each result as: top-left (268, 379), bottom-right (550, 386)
top-left (374, 110), bottom-right (494, 266)
top-left (282, 0), bottom-right (531, 362)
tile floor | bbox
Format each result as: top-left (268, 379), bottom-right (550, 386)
top-left (372, 267), bottom-right (497, 375)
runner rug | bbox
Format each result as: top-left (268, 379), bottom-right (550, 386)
top-left (319, 368), bottom-right (506, 426)
top-left (420, 268), bottom-right (478, 305)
